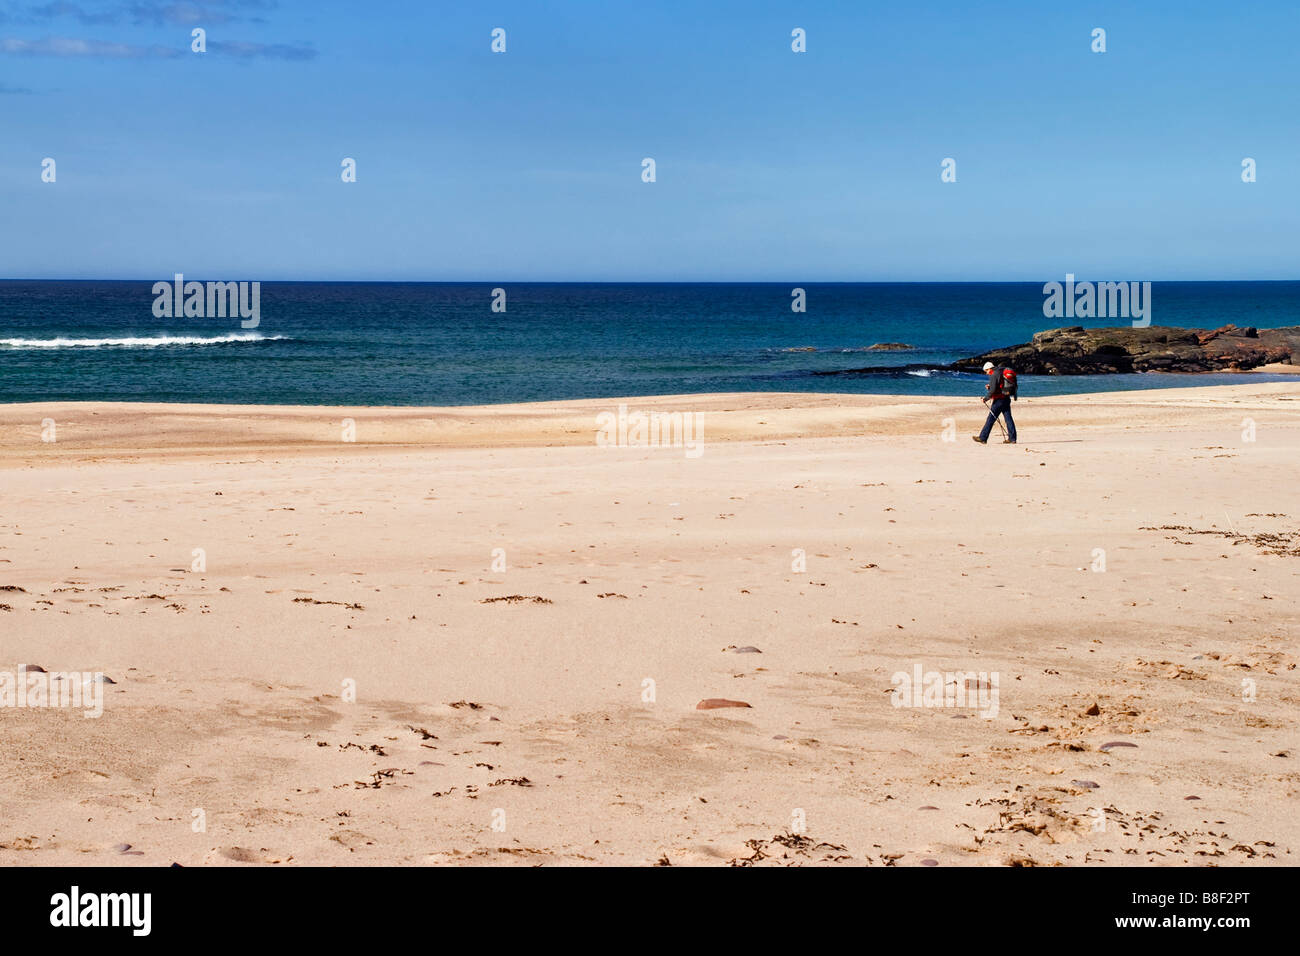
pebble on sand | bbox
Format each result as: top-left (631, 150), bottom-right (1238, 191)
top-left (1071, 780), bottom-right (1100, 789)
top-left (730, 646), bottom-right (762, 654)
top-left (696, 698), bottom-right (752, 710)
top-left (1099, 741), bottom-right (1137, 751)
top-left (921, 858), bottom-right (939, 866)
top-left (19, 664), bottom-right (46, 673)
top-left (1084, 702), bottom-right (1101, 716)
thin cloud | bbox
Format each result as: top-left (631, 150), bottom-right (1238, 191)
top-left (127, 3), bottom-right (271, 27)
top-left (1, 0), bottom-right (313, 61)
top-left (0, 35), bottom-right (183, 56)
top-left (25, 2), bottom-right (120, 26)
top-left (0, 81), bottom-right (36, 92)
top-left (1, 32), bottom-right (315, 60)
top-left (208, 38), bottom-right (314, 60)
top-left (10, 1), bottom-right (276, 27)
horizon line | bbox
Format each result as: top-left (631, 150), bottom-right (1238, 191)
top-left (3, 276), bottom-right (1300, 285)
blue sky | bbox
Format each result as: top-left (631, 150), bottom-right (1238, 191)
top-left (1, 0), bottom-right (1297, 281)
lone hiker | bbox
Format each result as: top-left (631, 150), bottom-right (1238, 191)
top-left (972, 361), bottom-right (1018, 444)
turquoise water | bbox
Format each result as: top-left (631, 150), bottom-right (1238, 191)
top-left (1, 281), bottom-right (1296, 405)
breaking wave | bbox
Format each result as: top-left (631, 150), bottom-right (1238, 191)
top-left (0, 333), bottom-right (286, 350)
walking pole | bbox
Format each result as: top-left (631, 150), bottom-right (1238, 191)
top-left (984, 396), bottom-right (1007, 440)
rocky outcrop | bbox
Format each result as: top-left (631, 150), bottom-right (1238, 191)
top-left (953, 325), bottom-right (1300, 375)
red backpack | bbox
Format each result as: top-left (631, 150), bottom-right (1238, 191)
top-left (1000, 367), bottom-right (1018, 400)
top-left (990, 366), bottom-right (1018, 400)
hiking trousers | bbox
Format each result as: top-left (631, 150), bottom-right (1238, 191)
top-left (979, 397), bottom-right (1017, 443)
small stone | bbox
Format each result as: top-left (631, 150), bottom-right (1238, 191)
top-left (1099, 741), bottom-right (1137, 751)
top-left (732, 646), bottom-right (762, 654)
top-left (19, 664), bottom-right (46, 673)
top-left (1184, 795), bottom-right (1202, 801)
top-left (1071, 780), bottom-right (1100, 789)
top-left (1084, 702), bottom-right (1101, 716)
top-left (920, 858), bottom-right (939, 866)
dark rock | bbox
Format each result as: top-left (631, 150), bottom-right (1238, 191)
top-left (957, 325), bottom-right (1300, 375)
top-left (821, 325), bottom-right (1300, 377)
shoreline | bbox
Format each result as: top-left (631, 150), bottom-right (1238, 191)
top-left (3, 382), bottom-right (1299, 464)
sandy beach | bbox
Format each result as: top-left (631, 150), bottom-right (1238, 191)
top-left (2, 383), bottom-right (1297, 866)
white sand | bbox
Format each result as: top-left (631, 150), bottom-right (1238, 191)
top-left (1, 384), bottom-right (1297, 866)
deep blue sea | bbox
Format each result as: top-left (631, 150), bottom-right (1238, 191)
top-left (1, 281), bottom-right (1297, 405)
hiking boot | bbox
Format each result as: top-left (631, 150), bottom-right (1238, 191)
top-left (971, 436), bottom-right (986, 444)
top-left (1003, 439), bottom-right (1016, 444)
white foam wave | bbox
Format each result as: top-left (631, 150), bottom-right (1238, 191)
top-left (0, 333), bottom-right (285, 349)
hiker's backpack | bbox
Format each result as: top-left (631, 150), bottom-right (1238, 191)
top-left (1000, 367), bottom-right (1018, 400)
top-left (989, 366), bottom-right (1018, 400)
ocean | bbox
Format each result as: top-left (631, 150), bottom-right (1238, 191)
top-left (2, 281), bottom-right (1297, 406)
